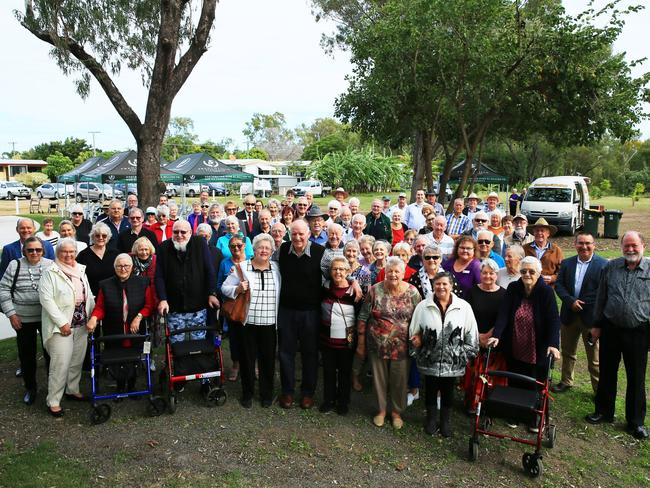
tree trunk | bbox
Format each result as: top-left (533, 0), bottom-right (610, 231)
top-left (410, 131), bottom-right (426, 202)
top-left (423, 129), bottom-right (434, 192)
top-left (440, 142), bottom-right (463, 213)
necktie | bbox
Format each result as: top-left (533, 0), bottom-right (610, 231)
top-left (248, 214), bottom-right (253, 233)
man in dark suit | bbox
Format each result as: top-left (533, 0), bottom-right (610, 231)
top-left (553, 231), bottom-right (607, 394)
top-left (236, 194), bottom-right (260, 236)
top-left (0, 218), bottom-right (55, 278)
top-left (117, 207), bottom-right (158, 253)
top-left (104, 199), bottom-right (130, 250)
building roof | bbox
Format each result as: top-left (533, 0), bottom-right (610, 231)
top-left (0, 159), bottom-right (47, 166)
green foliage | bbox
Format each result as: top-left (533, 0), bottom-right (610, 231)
top-left (243, 112), bottom-right (302, 160)
top-left (44, 151), bottom-right (74, 180)
top-left (302, 133), bottom-right (351, 161)
top-left (233, 147), bottom-right (269, 160)
top-left (14, 172), bottom-right (49, 188)
top-left (632, 182), bottom-right (646, 202)
top-left (22, 137), bottom-right (92, 163)
top-left (599, 179), bottom-right (612, 194)
top-left (310, 147), bottom-right (409, 192)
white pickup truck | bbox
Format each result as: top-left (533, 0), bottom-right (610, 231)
top-left (292, 180), bottom-right (331, 197)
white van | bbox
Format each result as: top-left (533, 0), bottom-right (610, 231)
top-left (240, 178), bottom-right (272, 198)
top-left (520, 176), bottom-right (590, 234)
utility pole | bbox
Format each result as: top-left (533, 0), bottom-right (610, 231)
top-left (7, 141), bottom-right (17, 156)
top-left (89, 131), bottom-right (101, 156)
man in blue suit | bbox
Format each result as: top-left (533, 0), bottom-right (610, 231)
top-left (0, 218), bottom-right (55, 279)
top-left (552, 231), bottom-right (607, 394)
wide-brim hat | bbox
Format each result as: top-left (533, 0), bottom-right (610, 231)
top-left (333, 187), bottom-right (348, 198)
top-left (306, 204), bottom-right (329, 220)
top-left (486, 191), bottom-right (500, 202)
top-left (527, 217), bottom-right (558, 236)
top-left (512, 213), bottom-right (528, 222)
top-left (467, 192), bottom-right (480, 202)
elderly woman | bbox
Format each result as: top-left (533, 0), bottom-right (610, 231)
top-left (86, 254), bottom-right (155, 392)
top-left (187, 201), bottom-right (209, 233)
top-left (488, 212), bottom-right (504, 237)
top-left (222, 234), bottom-right (280, 408)
top-left (488, 257), bottom-right (561, 398)
top-left (442, 236), bottom-right (481, 298)
top-left (463, 259), bottom-right (508, 411)
top-left (0, 237), bottom-right (53, 405)
top-left (150, 205), bottom-right (172, 243)
top-left (216, 234), bottom-right (248, 381)
top-left (39, 238), bottom-right (95, 417)
top-left (144, 207), bottom-right (158, 228)
top-left (410, 271), bottom-right (478, 437)
top-left (318, 256), bottom-right (357, 415)
top-left (358, 235), bottom-right (375, 267)
top-left (376, 242), bottom-right (416, 282)
top-left (216, 216), bottom-right (254, 260)
top-left (403, 229), bottom-right (418, 247)
top-left (343, 213), bottom-right (366, 244)
top-left (321, 223), bottom-right (345, 278)
top-left (344, 240), bottom-right (371, 296)
top-left (357, 257), bottom-right (422, 430)
top-left (390, 209), bottom-right (408, 246)
top-left (59, 220), bottom-right (87, 254)
top-left (168, 201), bottom-right (179, 222)
top-left (497, 244), bottom-right (525, 288)
top-left (76, 222), bottom-right (119, 298)
top-left (267, 198), bottom-right (281, 224)
top-left (409, 245), bottom-right (460, 299)
top-left (368, 240), bottom-right (391, 285)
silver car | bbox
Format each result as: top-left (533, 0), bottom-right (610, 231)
top-left (0, 181), bottom-right (31, 199)
top-left (35, 183), bottom-right (72, 199)
top-left (75, 182), bottom-right (124, 202)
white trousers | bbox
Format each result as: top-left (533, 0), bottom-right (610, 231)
top-left (45, 327), bottom-right (88, 407)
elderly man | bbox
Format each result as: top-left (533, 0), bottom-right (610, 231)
top-left (425, 216), bottom-right (455, 259)
top-left (483, 191), bottom-right (504, 217)
top-left (0, 218), bottom-right (55, 278)
top-left (586, 231), bottom-right (650, 440)
top-left (276, 219), bottom-right (326, 409)
top-left (305, 191), bottom-right (314, 209)
top-left (476, 230), bottom-right (506, 268)
top-left (271, 222), bottom-right (287, 250)
top-left (236, 194), bottom-right (260, 235)
top-left (320, 223), bottom-right (345, 279)
top-left (348, 197), bottom-right (360, 216)
top-left (118, 207), bottom-right (158, 253)
top-left (407, 235), bottom-right (429, 270)
top-left (155, 220), bottom-right (219, 344)
top-left (339, 206), bottom-right (353, 231)
top-left (553, 232), bottom-right (607, 394)
top-left (463, 193), bottom-right (481, 221)
top-left (387, 192), bottom-right (408, 220)
top-left (126, 194), bottom-right (138, 209)
top-left (69, 204), bottom-right (93, 245)
top-left (252, 208), bottom-right (272, 239)
top-left (295, 197), bottom-right (310, 220)
top-left (307, 205), bottom-right (329, 246)
top-left (445, 198), bottom-right (471, 238)
top-left (199, 190), bottom-right (210, 205)
top-left (425, 190), bottom-right (445, 216)
top-left (523, 218), bottom-right (563, 286)
top-left (104, 199), bottom-right (130, 251)
top-left (343, 213), bottom-right (366, 243)
top-left (462, 211), bottom-right (502, 254)
top-left (159, 194), bottom-right (169, 207)
top-left (365, 199), bottom-right (392, 242)
top-left (504, 214), bottom-right (534, 247)
top-left (381, 196), bottom-right (392, 215)
top-left (403, 189), bottom-right (426, 230)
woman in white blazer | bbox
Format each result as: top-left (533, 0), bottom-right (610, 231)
top-left (222, 233), bottom-right (281, 409)
top-left (40, 238), bottom-right (95, 417)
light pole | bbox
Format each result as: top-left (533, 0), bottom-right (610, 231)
top-left (89, 131), bottom-right (101, 156)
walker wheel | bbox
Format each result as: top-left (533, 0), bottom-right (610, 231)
top-left (468, 438), bottom-right (479, 462)
top-left (90, 404), bottom-right (112, 425)
top-left (206, 388), bottom-right (227, 407)
top-left (545, 424), bottom-right (557, 448)
top-left (522, 453), bottom-right (543, 478)
top-left (168, 393), bottom-right (177, 414)
top-left (147, 397), bottom-right (166, 417)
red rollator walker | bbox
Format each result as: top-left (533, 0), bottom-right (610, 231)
top-left (468, 347), bottom-right (557, 478)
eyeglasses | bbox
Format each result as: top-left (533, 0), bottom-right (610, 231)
top-left (71, 212), bottom-right (83, 216)
top-left (477, 239), bottom-right (491, 245)
top-left (129, 216), bottom-right (142, 220)
top-left (474, 219), bottom-right (487, 223)
top-left (459, 247), bottom-right (474, 251)
top-left (172, 230), bottom-right (188, 235)
top-left (229, 243), bottom-right (244, 249)
top-left (297, 204), bottom-right (307, 207)
top-left (423, 255), bottom-right (440, 261)
top-left (115, 264), bottom-right (132, 270)
top-left (520, 269), bottom-right (537, 275)
top-left (25, 248), bottom-right (44, 253)
top-left (245, 202), bottom-right (255, 206)
top-left (95, 234), bottom-right (108, 239)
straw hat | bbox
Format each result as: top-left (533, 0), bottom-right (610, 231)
top-left (333, 187), bottom-right (348, 198)
top-left (527, 217), bottom-right (558, 237)
top-left (467, 192), bottom-right (480, 202)
top-left (486, 191), bottom-right (500, 202)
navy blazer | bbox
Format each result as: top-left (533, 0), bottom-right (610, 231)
top-left (0, 239), bottom-right (55, 279)
top-left (493, 278), bottom-right (561, 366)
top-left (555, 254), bottom-right (608, 328)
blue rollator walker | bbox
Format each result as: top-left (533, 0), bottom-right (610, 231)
top-left (89, 320), bottom-right (166, 424)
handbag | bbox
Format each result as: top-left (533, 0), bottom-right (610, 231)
top-left (222, 263), bottom-right (250, 323)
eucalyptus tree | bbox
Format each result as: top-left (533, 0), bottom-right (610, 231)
top-left (17, 0), bottom-right (218, 206)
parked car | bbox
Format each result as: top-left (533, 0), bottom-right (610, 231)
top-left (165, 183), bottom-right (179, 197)
top-left (75, 182), bottom-right (124, 202)
top-left (202, 182), bottom-right (229, 196)
top-left (291, 179), bottom-right (330, 197)
top-left (0, 181), bottom-right (31, 199)
top-left (114, 182), bottom-right (138, 195)
top-left (182, 183), bottom-right (203, 197)
top-left (35, 183), bottom-right (72, 199)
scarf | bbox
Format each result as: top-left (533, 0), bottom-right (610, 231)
top-left (417, 265), bottom-right (434, 300)
top-left (133, 255), bottom-right (152, 276)
top-left (56, 260), bottom-right (85, 306)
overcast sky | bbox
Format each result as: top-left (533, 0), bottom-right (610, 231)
top-left (0, 0), bottom-right (648, 155)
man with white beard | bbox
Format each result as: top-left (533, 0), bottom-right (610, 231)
top-left (462, 210), bottom-right (503, 256)
top-left (503, 214), bottom-right (534, 248)
top-left (155, 220), bottom-right (219, 344)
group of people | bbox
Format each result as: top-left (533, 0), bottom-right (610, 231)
top-left (0, 186), bottom-right (648, 441)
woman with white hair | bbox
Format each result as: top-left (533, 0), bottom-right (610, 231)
top-left (39, 238), bottom-right (95, 416)
top-left (76, 221), bottom-right (119, 298)
top-left (356, 256), bottom-right (421, 430)
top-left (58, 220), bottom-right (88, 254)
top-left (488, 257), bottom-right (561, 406)
top-left (390, 209), bottom-right (408, 247)
top-left (497, 244), bottom-right (525, 288)
top-left (222, 234), bottom-right (280, 408)
top-left (216, 216), bottom-right (253, 260)
top-left (369, 240), bottom-right (391, 285)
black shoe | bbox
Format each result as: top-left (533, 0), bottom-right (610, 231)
top-left (440, 408), bottom-right (452, 438)
top-left (23, 389), bottom-right (37, 406)
top-left (15, 368), bottom-right (22, 378)
top-left (585, 412), bottom-right (614, 424)
top-left (551, 383), bottom-right (572, 394)
top-left (425, 407), bottom-right (439, 435)
top-left (199, 382), bottom-right (210, 395)
top-left (64, 393), bottom-right (86, 402)
top-left (319, 401), bottom-right (335, 413)
top-left (261, 399), bottom-right (273, 408)
top-left (628, 425), bottom-right (649, 440)
top-left (336, 404), bottom-right (349, 416)
top-left (240, 397), bottom-right (252, 409)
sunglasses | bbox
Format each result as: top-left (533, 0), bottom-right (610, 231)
top-left (245, 203), bottom-right (255, 206)
top-left (71, 212), bottom-right (83, 216)
top-left (201, 205), bottom-right (209, 208)
top-left (130, 216), bottom-right (143, 220)
top-left (229, 243), bottom-right (243, 249)
top-left (477, 239), bottom-right (491, 245)
top-left (474, 219), bottom-right (487, 223)
top-left (25, 248), bottom-right (44, 253)
top-left (173, 230), bottom-right (188, 235)
top-left (423, 255), bottom-right (441, 261)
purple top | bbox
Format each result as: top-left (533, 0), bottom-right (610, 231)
top-left (441, 258), bottom-right (481, 299)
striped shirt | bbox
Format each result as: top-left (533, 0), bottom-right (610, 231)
top-left (445, 213), bottom-right (471, 235)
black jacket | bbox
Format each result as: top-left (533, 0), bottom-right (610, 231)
top-left (98, 275), bottom-right (149, 336)
top-left (236, 210), bottom-right (260, 235)
top-left (555, 254), bottom-right (608, 327)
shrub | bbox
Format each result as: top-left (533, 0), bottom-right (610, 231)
top-left (14, 172), bottom-right (49, 189)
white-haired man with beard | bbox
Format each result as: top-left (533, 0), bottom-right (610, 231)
top-left (155, 220), bottom-right (219, 344)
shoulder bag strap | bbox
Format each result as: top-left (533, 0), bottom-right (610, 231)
top-left (10, 259), bottom-right (21, 300)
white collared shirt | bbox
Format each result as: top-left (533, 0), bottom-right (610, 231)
top-left (574, 255), bottom-right (593, 297)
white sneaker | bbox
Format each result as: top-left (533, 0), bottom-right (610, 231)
top-left (407, 391), bottom-right (420, 407)
top-left (149, 359), bottom-right (156, 372)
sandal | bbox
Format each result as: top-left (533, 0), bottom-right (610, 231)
top-left (228, 368), bottom-right (239, 382)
